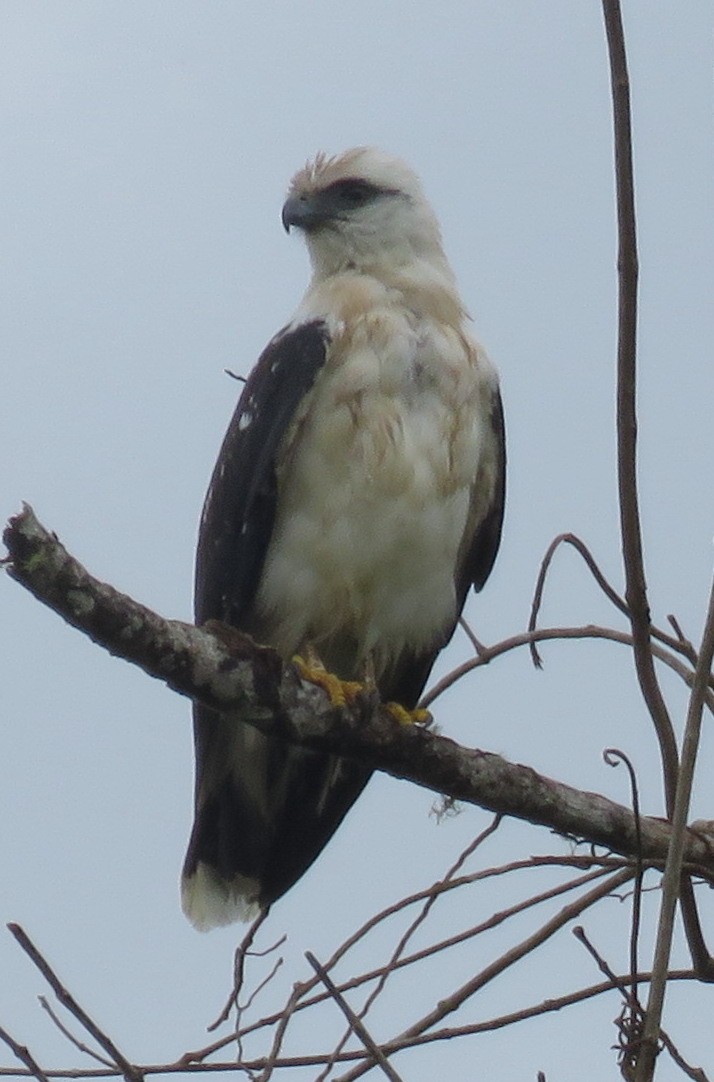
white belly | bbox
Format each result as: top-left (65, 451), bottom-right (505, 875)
top-left (255, 310), bottom-right (489, 676)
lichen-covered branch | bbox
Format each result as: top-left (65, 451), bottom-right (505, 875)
top-left (4, 504), bottom-right (714, 876)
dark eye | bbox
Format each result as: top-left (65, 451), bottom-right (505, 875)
top-left (330, 179), bottom-right (379, 208)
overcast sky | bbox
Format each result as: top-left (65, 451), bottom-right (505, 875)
top-left (1, 4), bottom-right (713, 1079)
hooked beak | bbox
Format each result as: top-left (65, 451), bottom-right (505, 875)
top-left (281, 192), bottom-right (331, 233)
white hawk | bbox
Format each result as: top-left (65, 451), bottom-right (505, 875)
top-left (182, 147), bottom-right (505, 929)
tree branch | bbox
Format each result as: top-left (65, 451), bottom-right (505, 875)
top-left (4, 504), bottom-right (714, 879)
top-left (602, 0), bottom-right (679, 817)
top-left (637, 577), bottom-right (714, 1079)
top-left (603, 0), bottom-right (714, 1031)
top-left (7, 926), bottom-right (142, 1082)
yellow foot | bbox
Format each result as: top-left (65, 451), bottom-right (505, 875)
top-left (293, 656), bottom-right (363, 707)
top-left (386, 702), bottom-right (431, 726)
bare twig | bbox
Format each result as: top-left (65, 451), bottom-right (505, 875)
top-left (240, 959), bottom-right (285, 1019)
top-left (306, 954), bottom-right (404, 1082)
top-left (421, 624), bottom-right (712, 713)
top-left (0, 969), bottom-right (704, 1079)
top-left (636, 577), bottom-right (714, 1081)
top-left (7, 926), bottom-right (143, 1082)
top-left (457, 615), bottom-right (486, 654)
top-left (336, 868), bottom-right (634, 1081)
top-left (38, 999), bottom-right (114, 1069)
top-left (207, 911), bottom-right (272, 1031)
top-left (359, 816), bottom-right (501, 996)
top-left (409, 968), bottom-right (694, 1048)
top-left (314, 817), bottom-right (502, 1081)
top-left (395, 867), bottom-right (633, 1038)
top-left (573, 925), bottom-right (644, 1075)
top-left (603, 749), bottom-right (644, 1013)
top-left (209, 916), bottom-right (284, 1079)
top-left (573, 928), bottom-right (708, 1081)
top-left (667, 614), bottom-right (696, 660)
top-left (602, 0), bottom-right (679, 817)
top-left (254, 980), bottom-right (306, 1082)
top-left (528, 532), bottom-right (628, 667)
top-left (347, 864), bottom-right (616, 999)
top-left (0, 1028), bottom-right (51, 1082)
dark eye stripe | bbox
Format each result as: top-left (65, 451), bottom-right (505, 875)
top-left (327, 178), bottom-right (382, 205)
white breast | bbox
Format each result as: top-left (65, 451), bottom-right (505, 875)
top-left (255, 295), bottom-right (493, 678)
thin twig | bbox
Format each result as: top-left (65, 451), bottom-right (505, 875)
top-left (573, 925), bottom-right (644, 1074)
top-left (573, 928), bottom-right (708, 1081)
top-left (254, 980), bottom-right (305, 1082)
top-left (241, 959), bottom-right (284, 1017)
top-left (7, 926), bottom-right (143, 1082)
top-left (207, 910), bottom-right (273, 1031)
top-left (0, 971), bottom-right (703, 1078)
top-left (336, 868), bottom-right (634, 1081)
top-left (421, 623), bottom-right (712, 712)
top-left (396, 867), bottom-right (633, 1038)
top-left (602, 0), bottom-right (679, 819)
top-left (458, 615), bottom-right (486, 654)
top-left (667, 614), bottom-right (696, 660)
top-left (603, 749), bottom-right (644, 1014)
top-left (636, 576), bottom-right (714, 1081)
top-left (528, 532), bottom-right (628, 667)
top-left (306, 954), bottom-right (404, 1082)
top-left (527, 532), bottom-right (705, 675)
top-left (198, 856), bottom-right (698, 1065)
top-left (0, 1028), bottom-right (51, 1082)
top-left (346, 864), bottom-right (616, 999)
top-left (314, 817), bottom-right (502, 1081)
top-left (38, 999), bottom-right (115, 1069)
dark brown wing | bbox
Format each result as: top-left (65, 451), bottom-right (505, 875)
top-left (184, 320), bottom-right (372, 923)
top-left (461, 385), bottom-right (506, 595)
top-left (194, 320), bottom-right (331, 627)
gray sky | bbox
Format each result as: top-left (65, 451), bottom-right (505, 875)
top-left (1, 3), bottom-right (712, 1079)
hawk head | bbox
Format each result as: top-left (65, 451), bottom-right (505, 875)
top-left (282, 147), bottom-right (450, 281)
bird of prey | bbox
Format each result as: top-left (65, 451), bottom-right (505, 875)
top-left (181, 147), bottom-right (505, 930)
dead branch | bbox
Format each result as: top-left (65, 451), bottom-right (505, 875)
top-left (336, 867), bottom-right (634, 1081)
top-left (37, 999), bottom-right (115, 1070)
top-left (4, 504), bottom-right (714, 881)
top-left (310, 818), bottom-right (502, 1081)
top-left (639, 578), bottom-right (714, 1076)
top-left (422, 623), bottom-right (713, 712)
top-left (306, 954), bottom-right (403, 1082)
top-left (7, 927), bottom-right (143, 1082)
top-left (602, 0), bottom-right (679, 819)
top-left (528, 532), bottom-right (628, 667)
top-left (0, 1028), bottom-right (50, 1082)
top-left (0, 967), bottom-right (703, 1081)
top-left (573, 927), bottom-right (707, 1081)
top-left (219, 856), bottom-right (661, 1062)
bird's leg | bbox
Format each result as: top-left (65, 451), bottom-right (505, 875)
top-left (293, 642), bottom-right (363, 707)
top-left (385, 701), bottom-right (431, 726)
top-left (294, 646), bottom-right (429, 723)
top-left (359, 655), bottom-right (430, 726)
top-left (362, 653), bottom-right (430, 726)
